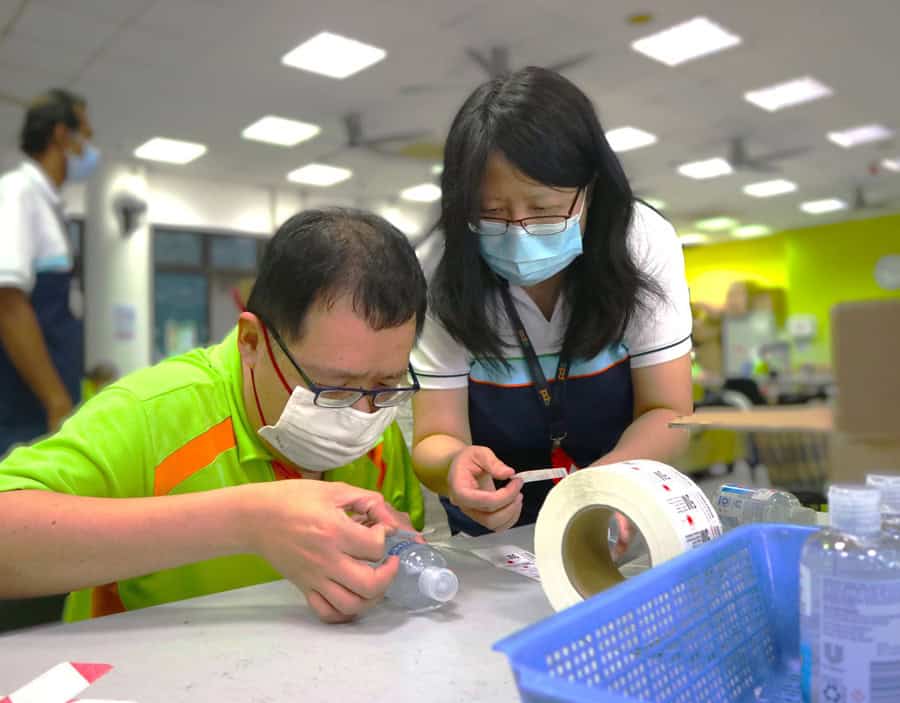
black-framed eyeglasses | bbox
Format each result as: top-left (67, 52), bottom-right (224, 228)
top-left (261, 319), bottom-right (420, 409)
top-left (468, 188), bottom-right (584, 237)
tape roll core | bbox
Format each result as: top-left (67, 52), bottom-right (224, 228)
top-left (562, 506), bottom-right (626, 597)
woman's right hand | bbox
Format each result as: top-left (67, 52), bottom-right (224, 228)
top-left (448, 445), bottom-right (523, 532)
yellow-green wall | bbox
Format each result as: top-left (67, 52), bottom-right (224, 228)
top-left (684, 213), bottom-right (900, 367)
top-left (683, 235), bottom-right (787, 305)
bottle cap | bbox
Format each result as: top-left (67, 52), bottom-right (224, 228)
top-left (829, 484), bottom-right (882, 536)
top-left (419, 567), bottom-right (459, 603)
top-left (866, 474), bottom-right (900, 516)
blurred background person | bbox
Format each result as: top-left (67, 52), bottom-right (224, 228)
top-left (0, 89), bottom-right (99, 456)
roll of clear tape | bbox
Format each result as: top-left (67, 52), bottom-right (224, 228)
top-left (535, 460), bottom-right (723, 611)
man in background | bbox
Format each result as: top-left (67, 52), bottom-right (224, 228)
top-left (0, 89), bottom-right (100, 457)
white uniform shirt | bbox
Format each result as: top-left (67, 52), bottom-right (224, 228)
top-left (412, 202), bottom-right (693, 388)
top-left (0, 160), bottom-right (72, 295)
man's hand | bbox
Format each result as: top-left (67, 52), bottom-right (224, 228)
top-left (448, 445), bottom-right (523, 532)
top-left (244, 480), bottom-right (412, 623)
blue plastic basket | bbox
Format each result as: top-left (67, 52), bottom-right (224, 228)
top-left (495, 524), bottom-right (815, 703)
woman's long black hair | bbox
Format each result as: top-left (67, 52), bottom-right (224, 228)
top-left (431, 66), bottom-right (661, 363)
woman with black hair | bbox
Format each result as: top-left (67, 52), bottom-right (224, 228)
top-left (411, 67), bottom-right (693, 536)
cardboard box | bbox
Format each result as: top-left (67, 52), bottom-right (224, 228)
top-left (830, 433), bottom-right (900, 482)
top-left (831, 299), bottom-right (900, 439)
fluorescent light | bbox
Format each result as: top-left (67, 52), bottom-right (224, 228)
top-left (800, 198), bottom-right (847, 215)
top-left (677, 157), bottom-right (733, 180)
top-left (631, 16), bottom-right (741, 67)
top-left (381, 207), bottom-right (421, 235)
top-left (643, 197), bottom-right (666, 210)
top-left (287, 163), bottom-right (352, 186)
top-left (679, 233), bottom-right (710, 246)
top-left (431, 163), bottom-right (444, 175)
top-left (281, 31), bottom-right (386, 79)
top-left (678, 157), bottom-right (734, 181)
top-left (743, 179), bottom-right (797, 198)
top-left (400, 183), bottom-right (442, 203)
top-left (241, 116), bottom-right (320, 147)
top-left (744, 76), bottom-right (833, 112)
top-left (695, 216), bottom-right (738, 232)
top-left (732, 224), bottom-right (772, 238)
top-left (606, 126), bottom-right (658, 153)
top-left (882, 158), bottom-right (900, 173)
top-left (134, 137), bottom-right (206, 165)
top-left (827, 124), bottom-right (895, 148)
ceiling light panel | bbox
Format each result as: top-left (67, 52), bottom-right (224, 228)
top-left (134, 138), bottom-right (207, 164)
top-left (242, 116), bottom-right (321, 147)
top-left (282, 31), bottom-right (386, 79)
top-left (287, 163), bottom-right (353, 186)
top-left (631, 16), bottom-right (741, 67)
top-left (744, 76), bottom-right (833, 112)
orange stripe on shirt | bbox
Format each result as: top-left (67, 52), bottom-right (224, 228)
top-left (368, 443), bottom-right (386, 490)
top-left (91, 581), bottom-right (126, 618)
top-left (153, 417), bottom-right (236, 496)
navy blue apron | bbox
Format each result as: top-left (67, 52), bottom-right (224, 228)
top-left (0, 201), bottom-right (83, 456)
top-left (442, 285), bottom-right (633, 535)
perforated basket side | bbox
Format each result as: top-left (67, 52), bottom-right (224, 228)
top-left (495, 525), bottom-right (815, 703)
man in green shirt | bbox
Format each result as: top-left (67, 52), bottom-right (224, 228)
top-left (0, 208), bottom-right (427, 625)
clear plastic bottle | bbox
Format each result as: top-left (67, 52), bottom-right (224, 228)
top-left (383, 533), bottom-right (458, 611)
top-left (867, 474), bottom-right (900, 537)
top-left (714, 484), bottom-right (816, 530)
top-left (799, 484), bottom-right (900, 703)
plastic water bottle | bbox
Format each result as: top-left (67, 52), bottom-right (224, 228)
top-left (799, 484), bottom-right (900, 703)
top-left (383, 533), bottom-right (458, 611)
top-left (867, 474), bottom-right (900, 536)
top-left (714, 484), bottom-right (816, 530)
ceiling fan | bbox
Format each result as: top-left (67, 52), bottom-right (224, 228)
top-left (399, 44), bottom-right (595, 95)
top-left (671, 137), bottom-right (811, 174)
top-left (726, 137), bottom-right (811, 173)
top-left (850, 185), bottom-right (895, 212)
top-left (318, 111), bottom-right (439, 162)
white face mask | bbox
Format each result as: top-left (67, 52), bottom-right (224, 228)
top-left (256, 380), bottom-right (398, 472)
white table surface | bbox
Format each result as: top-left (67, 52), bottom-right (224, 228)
top-left (0, 527), bottom-right (551, 702)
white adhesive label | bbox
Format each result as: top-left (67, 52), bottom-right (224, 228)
top-left (517, 467), bottom-right (569, 484)
top-left (467, 545), bottom-right (541, 582)
top-left (615, 462), bottom-right (723, 551)
top-left (6, 663), bottom-right (93, 703)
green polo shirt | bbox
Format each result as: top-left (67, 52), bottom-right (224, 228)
top-left (0, 329), bottom-right (423, 620)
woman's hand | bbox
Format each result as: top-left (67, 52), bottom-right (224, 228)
top-left (448, 445), bottom-right (523, 531)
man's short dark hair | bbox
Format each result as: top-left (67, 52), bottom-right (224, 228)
top-left (19, 88), bottom-right (86, 157)
top-left (246, 208), bottom-right (427, 341)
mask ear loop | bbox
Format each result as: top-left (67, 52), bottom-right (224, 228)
top-left (249, 320), bottom-right (294, 427)
top-left (571, 185), bottom-right (591, 223)
top-left (260, 324), bottom-right (293, 394)
top-left (249, 368), bottom-right (269, 427)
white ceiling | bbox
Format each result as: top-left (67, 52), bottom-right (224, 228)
top-left (2, 0), bottom-right (900, 237)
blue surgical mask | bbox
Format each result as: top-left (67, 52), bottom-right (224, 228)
top-left (477, 207), bottom-right (584, 287)
top-left (66, 142), bottom-right (101, 182)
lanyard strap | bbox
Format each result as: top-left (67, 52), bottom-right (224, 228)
top-left (497, 282), bottom-right (569, 448)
